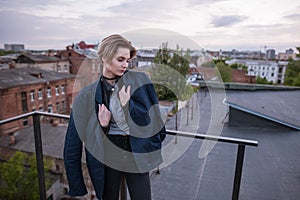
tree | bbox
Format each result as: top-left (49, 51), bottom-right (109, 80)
top-left (256, 76), bottom-right (273, 85)
top-left (0, 151), bottom-right (52, 200)
top-left (284, 47), bottom-right (300, 86)
top-left (152, 43), bottom-right (193, 101)
top-left (216, 62), bottom-right (232, 82)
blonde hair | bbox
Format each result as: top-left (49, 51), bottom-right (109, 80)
top-left (98, 34), bottom-right (136, 64)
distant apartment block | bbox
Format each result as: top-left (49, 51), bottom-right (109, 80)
top-left (0, 68), bottom-right (76, 135)
top-left (4, 44), bottom-right (25, 52)
top-left (226, 59), bottom-right (288, 84)
top-left (266, 49), bottom-right (276, 60)
top-left (276, 48), bottom-right (297, 61)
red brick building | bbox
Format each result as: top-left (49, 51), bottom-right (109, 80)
top-left (58, 46), bottom-right (102, 88)
top-left (0, 68), bottom-right (76, 135)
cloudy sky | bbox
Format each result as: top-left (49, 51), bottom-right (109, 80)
top-left (1, 0), bottom-right (300, 52)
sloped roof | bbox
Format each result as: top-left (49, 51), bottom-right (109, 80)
top-left (225, 90), bottom-right (300, 130)
top-left (0, 67), bottom-right (76, 89)
top-left (16, 54), bottom-right (67, 63)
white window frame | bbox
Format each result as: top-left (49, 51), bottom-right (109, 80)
top-left (47, 87), bottom-right (52, 98)
top-left (48, 105), bottom-right (53, 113)
top-left (38, 89), bottom-right (42, 100)
top-left (61, 85), bottom-right (65, 94)
top-left (30, 90), bottom-right (35, 102)
top-left (55, 86), bottom-right (60, 96)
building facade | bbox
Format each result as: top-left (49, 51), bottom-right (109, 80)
top-left (0, 68), bottom-right (76, 135)
top-left (58, 46), bottom-right (102, 88)
top-left (226, 59), bottom-right (288, 84)
top-left (15, 54), bottom-right (70, 73)
top-left (4, 44), bottom-right (25, 52)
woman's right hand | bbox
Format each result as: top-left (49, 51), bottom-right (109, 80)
top-left (98, 104), bottom-right (111, 127)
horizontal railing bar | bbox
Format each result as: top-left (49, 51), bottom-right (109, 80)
top-left (0, 111), bottom-right (70, 125)
top-left (35, 111), bottom-right (70, 119)
top-left (0, 112), bottom-right (258, 147)
top-left (166, 129), bottom-right (258, 147)
top-left (0, 111), bottom-right (36, 125)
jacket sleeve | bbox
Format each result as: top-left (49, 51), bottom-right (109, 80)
top-left (63, 112), bottom-right (88, 196)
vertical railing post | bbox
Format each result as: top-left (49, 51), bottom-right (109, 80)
top-left (32, 113), bottom-right (47, 200)
top-left (232, 144), bottom-right (245, 200)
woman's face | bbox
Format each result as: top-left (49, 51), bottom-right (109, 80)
top-left (103, 47), bottom-right (130, 78)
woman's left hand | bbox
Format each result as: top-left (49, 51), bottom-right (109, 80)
top-left (119, 85), bottom-right (131, 107)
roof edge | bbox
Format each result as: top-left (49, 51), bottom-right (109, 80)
top-left (224, 101), bottom-right (300, 131)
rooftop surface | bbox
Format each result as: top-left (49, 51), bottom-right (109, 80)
top-left (0, 67), bottom-right (76, 89)
top-left (225, 90), bottom-right (300, 130)
top-left (1, 88), bottom-right (299, 200)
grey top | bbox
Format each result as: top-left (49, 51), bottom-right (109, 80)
top-left (102, 79), bottom-right (129, 135)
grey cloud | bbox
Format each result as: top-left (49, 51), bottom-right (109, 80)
top-left (107, 0), bottom-right (179, 22)
top-left (211, 15), bottom-right (248, 27)
top-left (0, 0), bottom-right (58, 10)
top-left (189, 0), bottom-right (228, 5)
top-left (283, 13), bottom-right (300, 21)
top-left (0, 11), bottom-right (80, 49)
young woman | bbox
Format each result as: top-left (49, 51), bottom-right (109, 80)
top-left (64, 34), bottom-right (166, 200)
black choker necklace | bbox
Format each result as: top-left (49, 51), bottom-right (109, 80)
top-left (103, 75), bottom-right (118, 80)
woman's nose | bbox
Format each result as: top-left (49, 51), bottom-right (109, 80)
top-left (122, 61), bottom-right (128, 68)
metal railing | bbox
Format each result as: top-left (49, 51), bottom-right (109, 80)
top-left (0, 111), bottom-right (258, 200)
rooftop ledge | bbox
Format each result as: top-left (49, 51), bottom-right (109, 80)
top-left (198, 80), bottom-right (300, 90)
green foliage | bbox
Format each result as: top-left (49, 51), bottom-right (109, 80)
top-left (152, 43), bottom-right (193, 100)
top-left (284, 48), bottom-right (300, 86)
top-left (0, 49), bottom-right (16, 56)
top-left (255, 76), bottom-right (273, 85)
top-left (0, 151), bottom-right (53, 200)
top-left (216, 62), bottom-right (232, 82)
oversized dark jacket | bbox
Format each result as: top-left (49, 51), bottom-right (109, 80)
top-left (63, 70), bottom-right (166, 199)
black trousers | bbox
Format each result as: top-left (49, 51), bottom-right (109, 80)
top-left (103, 135), bottom-right (151, 200)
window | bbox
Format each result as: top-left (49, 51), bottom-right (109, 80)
top-left (57, 65), bottom-right (61, 72)
top-left (48, 105), bottom-right (53, 113)
top-left (47, 87), bottom-right (52, 98)
top-left (64, 65), bottom-right (68, 72)
top-left (38, 89), bottom-right (42, 100)
top-left (21, 92), bottom-right (28, 112)
top-left (61, 85), bottom-right (65, 94)
top-left (62, 100), bottom-right (66, 110)
top-left (56, 102), bottom-right (60, 111)
top-left (30, 90), bottom-right (35, 102)
top-left (23, 118), bottom-right (29, 126)
top-left (39, 107), bottom-right (44, 112)
top-left (55, 86), bottom-right (59, 96)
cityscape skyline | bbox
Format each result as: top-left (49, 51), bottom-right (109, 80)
top-left (0, 0), bottom-right (300, 52)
